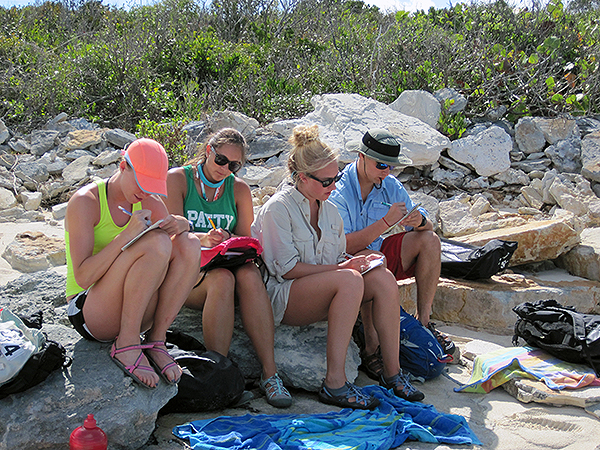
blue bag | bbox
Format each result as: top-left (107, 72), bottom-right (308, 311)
top-left (400, 309), bottom-right (449, 380)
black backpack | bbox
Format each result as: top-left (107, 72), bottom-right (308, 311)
top-left (160, 330), bottom-right (245, 413)
top-left (512, 299), bottom-right (600, 376)
top-left (440, 238), bottom-right (518, 280)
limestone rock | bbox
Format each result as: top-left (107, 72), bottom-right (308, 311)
top-left (93, 149), bottom-right (122, 166)
top-left (0, 324), bottom-right (175, 450)
top-left (434, 87), bottom-right (467, 113)
top-left (439, 197), bottom-right (480, 237)
top-left (448, 126), bottom-right (512, 177)
top-left (515, 117), bottom-right (546, 154)
top-left (104, 128), bottom-right (136, 149)
top-left (0, 186), bottom-right (17, 209)
top-left (556, 227), bottom-right (600, 281)
top-left (504, 378), bottom-right (600, 409)
top-left (398, 270), bottom-right (600, 333)
top-left (30, 130), bottom-right (60, 156)
top-left (533, 117), bottom-right (579, 145)
top-left (247, 132), bottom-right (290, 161)
top-left (62, 155), bottom-right (94, 184)
top-left (0, 119), bottom-right (9, 144)
top-left (271, 93), bottom-right (450, 166)
top-left (0, 271), bottom-right (68, 329)
top-left (19, 190), bottom-right (42, 210)
top-left (63, 129), bottom-right (103, 151)
top-left (171, 306), bottom-right (360, 392)
top-left (2, 231), bottom-right (66, 273)
top-left (52, 202), bottom-right (68, 220)
top-left (456, 219), bottom-right (580, 265)
top-left (544, 139), bottom-right (581, 174)
top-left (581, 130), bottom-right (600, 182)
top-left (388, 90), bottom-right (441, 128)
top-left (209, 110), bottom-right (259, 140)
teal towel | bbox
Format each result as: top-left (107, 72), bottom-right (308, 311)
top-left (173, 385), bottom-right (481, 449)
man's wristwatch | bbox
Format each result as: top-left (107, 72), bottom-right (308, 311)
top-left (419, 213), bottom-right (427, 228)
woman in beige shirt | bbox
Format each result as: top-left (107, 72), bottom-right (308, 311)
top-left (252, 125), bottom-right (424, 409)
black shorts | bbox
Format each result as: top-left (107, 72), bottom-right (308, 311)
top-left (67, 290), bottom-right (110, 342)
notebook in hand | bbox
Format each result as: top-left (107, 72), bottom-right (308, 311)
top-left (121, 220), bottom-right (164, 251)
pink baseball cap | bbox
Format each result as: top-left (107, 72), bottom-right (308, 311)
top-left (123, 138), bottom-right (169, 197)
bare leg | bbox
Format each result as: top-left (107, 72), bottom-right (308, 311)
top-left (362, 265), bottom-right (401, 379)
top-left (185, 268), bottom-right (236, 356)
top-left (233, 263), bottom-right (277, 378)
top-left (144, 231), bottom-right (202, 382)
top-left (284, 269), bottom-right (364, 389)
top-left (83, 230), bottom-right (172, 387)
top-left (400, 231), bottom-right (441, 327)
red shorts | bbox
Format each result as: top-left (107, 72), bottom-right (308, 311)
top-left (380, 232), bottom-right (416, 281)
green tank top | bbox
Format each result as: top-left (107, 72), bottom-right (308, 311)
top-left (65, 179), bottom-right (141, 297)
top-left (183, 165), bottom-right (237, 233)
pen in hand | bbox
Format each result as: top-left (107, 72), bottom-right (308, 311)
top-left (342, 252), bottom-right (354, 260)
top-left (380, 201), bottom-right (392, 207)
top-left (208, 218), bottom-right (217, 230)
top-left (118, 205), bottom-right (151, 226)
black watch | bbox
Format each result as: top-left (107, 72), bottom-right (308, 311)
top-left (419, 213), bottom-right (427, 228)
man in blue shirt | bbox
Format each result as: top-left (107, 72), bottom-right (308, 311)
top-left (330, 130), bottom-right (457, 378)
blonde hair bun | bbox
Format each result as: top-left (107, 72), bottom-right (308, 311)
top-left (289, 124), bottom-right (320, 148)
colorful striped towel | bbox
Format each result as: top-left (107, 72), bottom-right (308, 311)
top-left (455, 346), bottom-right (600, 394)
top-left (173, 385), bottom-right (481, 449)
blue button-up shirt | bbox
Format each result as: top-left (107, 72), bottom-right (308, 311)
top-left (329, 161), bottom-right (425, 251)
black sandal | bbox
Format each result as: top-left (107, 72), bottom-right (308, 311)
top-left (318, 381), bottom-right (379, 410)
top-left (360, 346), bottom-right (384, 381)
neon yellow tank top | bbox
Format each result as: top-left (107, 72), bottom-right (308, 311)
top-left (65, 179), bottom-right (141, 297)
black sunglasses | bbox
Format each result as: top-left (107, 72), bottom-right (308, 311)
top-left (375, 161), bottom-right (391, 170)
top-left (211, 147), bottom-right (242, 173)
top-left (307, 172), bottom-right (343, 188)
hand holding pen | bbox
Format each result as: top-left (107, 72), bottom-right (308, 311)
top-left (205, 217), bottom-right (228, 246)
top-left (118, 205), bottom-right (152, 227)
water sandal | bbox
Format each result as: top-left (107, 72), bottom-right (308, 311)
top-left (380, 370), bottom-right (424, 402)
top-left (110, 341), bottom-right (157, 389)
top-left (318, 381), bottom-right (379, 410)
top-left (427, 322), bottom-right (460, 364)
top-left (259, 372), bottom-right (292, 408)
top-left (360, 346), bottom-right (384, 380)
top-left (143, 340), bottom-right (181, 385)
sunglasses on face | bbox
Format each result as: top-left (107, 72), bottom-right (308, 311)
top-left (307, 172), bottom-right (343, 188)
top-left (211, 147), bottom-right (242, 173)
top-left (375, 161), bottom-right (391, 170)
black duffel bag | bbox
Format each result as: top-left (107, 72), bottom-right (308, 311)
top-left (440, 238), bottom-right (518, 280)
top-left (513, 299), bottom-right (600, 376)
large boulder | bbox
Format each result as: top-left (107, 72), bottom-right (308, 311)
top-left (269, 93), bottom-right (450, 166)
top-left (0, 272), bottom-right (176, 450)
top-left (399, 270), bottom-right (600, 333)
top-left (556, 227), bottom-right (600, 281)
top-left (455, 219), bottom-right (580, 266)
top-left (448, 126), bottom-right (512, 177)
top-left (170, 306), bottom-right (360, 392)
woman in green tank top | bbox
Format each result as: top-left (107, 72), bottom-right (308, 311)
top-left (166, 128), bottom-right (292, 408)
top-left (65, 139), bottom-right (201, 389)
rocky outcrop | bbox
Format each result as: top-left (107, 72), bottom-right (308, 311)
top-left (0, 272), bottom-right (176, 450)
top-left (398, 271), bottom-right (600, 333)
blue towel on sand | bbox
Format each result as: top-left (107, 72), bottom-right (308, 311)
top-left (173, 385), bottom-right (481, 449)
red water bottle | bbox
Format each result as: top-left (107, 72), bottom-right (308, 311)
top-left (69, 414), bottom-right (108, 450)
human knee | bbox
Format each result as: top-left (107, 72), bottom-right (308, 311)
top-left (207, 268), bottom-right (236, 294)
top-left (141, 230), bottom-right (172, 261)
top-left (336, 268), bottom-right (364, 292)
top-left (171, 231), bottom-right (202, 263)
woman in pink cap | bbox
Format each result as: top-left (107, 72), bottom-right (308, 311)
top-left (65, 138), bottom-right (200, 389)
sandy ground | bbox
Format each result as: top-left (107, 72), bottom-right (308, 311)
top-left (2, 217), bottom-right (600, 450)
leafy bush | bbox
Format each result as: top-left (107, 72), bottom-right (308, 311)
top-left (0, 0), bottom-right (598, 135)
